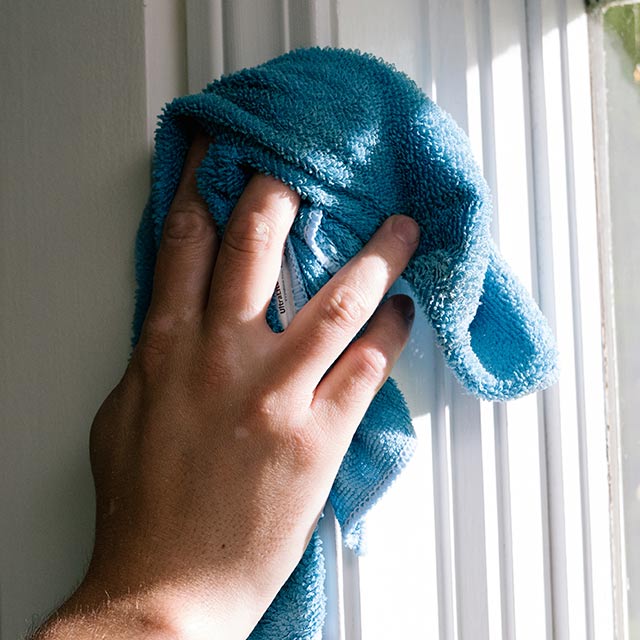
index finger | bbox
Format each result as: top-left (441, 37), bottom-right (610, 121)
top-left (143, 130), bottom-right (217, 327)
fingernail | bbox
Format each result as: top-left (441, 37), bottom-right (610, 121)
top-left (391, 215), bottom-right (420, 245)
top-left (392, 294), bottom-right (415, 324)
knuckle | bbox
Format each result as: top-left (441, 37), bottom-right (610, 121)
top-left (243, 387), bottom-right (319, 466)
top-left (244, 384), bottom-right (293, 429)
top-left (321, 283), bottom-right (367, 331)
top-left (286, 428), bottom-right (319, 468)
top-left (248, 388), bottom-right (279, 421)
top-left (163, 206), bottom-right (213, 244)
top-left (132, 322), bottom-right (175, 374)
top-left (352, 346), bottom-right (388, 387)
top-left (223, 210), bottom-right (272, 256)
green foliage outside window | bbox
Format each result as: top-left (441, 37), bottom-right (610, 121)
top-left (604, 4), bottom-right (640, 84)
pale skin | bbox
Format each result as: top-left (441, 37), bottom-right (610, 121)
top-left (32, 131), bottom-right (419, 640)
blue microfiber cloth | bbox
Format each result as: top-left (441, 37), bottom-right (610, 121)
top-left (132, 47), bottom-right (558, 639)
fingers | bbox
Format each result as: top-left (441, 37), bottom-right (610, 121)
top-left (144, 130), bottom-right (217, 327)
top-left (312, 294), bottom-right (415, 431)
top-left (278, 215), bottom-right (419, 387)
top-left (205, 174), bottom-right (300, 327)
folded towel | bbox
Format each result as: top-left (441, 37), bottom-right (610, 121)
top-left (132, 47), bottom-right (558, 639)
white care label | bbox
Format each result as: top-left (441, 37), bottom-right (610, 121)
top-left (275, 252), bottom-right (297, 329)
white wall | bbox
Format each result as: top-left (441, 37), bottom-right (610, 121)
top-left (0, 2), bottom-right (150, 636)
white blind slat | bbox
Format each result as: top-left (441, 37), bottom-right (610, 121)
top-left (488, 0), bottom-right (550, 636)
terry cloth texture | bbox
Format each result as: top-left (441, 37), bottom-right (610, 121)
top-left (132, 47), bottom-right (559, 639)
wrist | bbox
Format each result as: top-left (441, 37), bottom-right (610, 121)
top-left (33, 573), bottom-right (257, 640)
top-left (32, 583), bottom-right (181, 640)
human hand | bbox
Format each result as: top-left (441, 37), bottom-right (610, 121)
top-left (34, 131), bottom-right (419, 640)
